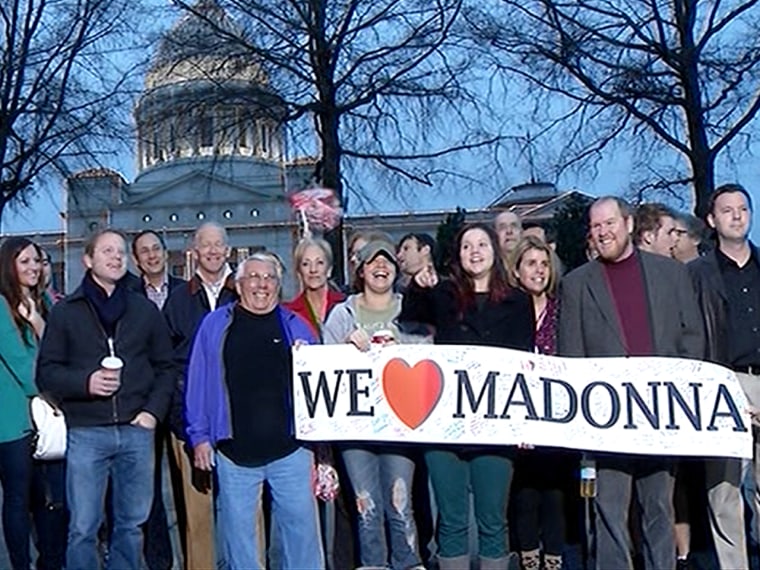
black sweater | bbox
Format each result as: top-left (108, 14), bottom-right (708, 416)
top-left (400, 279), bottom-right (535, 351)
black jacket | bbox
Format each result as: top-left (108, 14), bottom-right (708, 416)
top-left (36, 284), bottom-right (175, 428)
top-left (162, 274), bottom-right (238, 437)
top-left (687, 247), bottom-right (760, 366)
top-left (400, 279), bottom-right (535, 351)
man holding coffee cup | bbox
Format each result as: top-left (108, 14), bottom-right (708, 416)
top-left (37, 228), bottom-right (174, 570)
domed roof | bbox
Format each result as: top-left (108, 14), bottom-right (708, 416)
top-left (145, 0), bottom-right (267, 90)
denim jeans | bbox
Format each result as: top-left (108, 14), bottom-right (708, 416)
top-left (66, 425), bottom-right (155, 570)
top-left (216, 447), bottom-right (323, 569)
top-left (31, 458), bottom-right (68, 570)
top-left (0, 434), bottom-right (33, 570)
top-left (342, 447), bottom-right (421, 569)
top-left (426, 449), bottom-right (513, 559)
top-left (595, 456), bottom-right (674, 570)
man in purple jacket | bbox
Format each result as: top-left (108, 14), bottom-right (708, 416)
top-left (184, 251), bottom-right (324, 569)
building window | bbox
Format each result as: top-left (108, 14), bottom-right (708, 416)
top-left (237, 108), bottom-right (249, 148)
top-left (197, 211), bottom-right (206, 220)
top-left (200, 113), bottom-right (213, 147)
top-left (250, 208), bottom-right (259, 217)
top-left (168, 122), bottom-right (177, 155)
top-left (223, 209), bottom-right (233, 219)
top-left (260, 122), bottom-right (269, 155)
top-left (169, 213), bottom-right (179, 222)
top-left (142, 214), bottom-right (152, 223)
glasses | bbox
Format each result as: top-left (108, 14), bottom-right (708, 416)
top-left (242, 272), bottom-right (279, 284)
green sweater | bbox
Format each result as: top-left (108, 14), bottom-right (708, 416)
top-left (0, 297), bottom-right (38, 443)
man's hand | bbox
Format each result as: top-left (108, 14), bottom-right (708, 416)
top-left (88, 369), bottom-right (120, 397)
top-left (131, 411), bottom-right (157, 430)
top-left (414, 265), bottom-right (439, 289)
top-left (194, 442), bottom-right (214, 471)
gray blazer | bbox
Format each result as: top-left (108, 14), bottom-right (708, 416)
top-left (558, 250), bottom-right (704, 359)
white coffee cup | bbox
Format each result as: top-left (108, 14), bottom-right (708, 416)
top-left (100, 356), bottom-right (124, 386)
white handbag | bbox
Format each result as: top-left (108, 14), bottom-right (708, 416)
top-left (30, 396), bottom-right (67, 460)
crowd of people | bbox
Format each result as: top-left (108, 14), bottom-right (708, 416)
top-left (0, 183), bottom-right (758, 570)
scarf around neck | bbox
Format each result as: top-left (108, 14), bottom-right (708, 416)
top-left (82, 271), bottom-right (127, 337)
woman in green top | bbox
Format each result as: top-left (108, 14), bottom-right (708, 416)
top-left (0, 236), bottom-right (47, 569)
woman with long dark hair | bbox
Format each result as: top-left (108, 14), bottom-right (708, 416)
top-left (400, 223), bottom-right (535, 570)
top-left (0, 237), bottom-right (47, 569)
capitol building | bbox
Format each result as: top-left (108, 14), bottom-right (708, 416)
top-left (17, 1), bottom-right (583, 295)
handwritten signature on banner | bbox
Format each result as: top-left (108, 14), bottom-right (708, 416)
top-left (291, 344), bottom-right (754, 459)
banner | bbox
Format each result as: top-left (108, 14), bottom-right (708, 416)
top-left (292, 345), bottom-right (753, 459)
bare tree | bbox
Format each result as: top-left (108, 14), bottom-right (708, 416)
top-left (170, 0), bottom-right (499, 276)
top-left (467, 0), bottom-right (760, 216)
top-left (0, 0), bottom-right (143, 220)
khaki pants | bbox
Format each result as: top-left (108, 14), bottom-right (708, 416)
top-left (706, 371), bottom-right (760, 569)
top-left (170, 434), bottom-right (216, 570)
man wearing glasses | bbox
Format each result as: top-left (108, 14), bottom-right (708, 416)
top-left (185, 252), bottom-right (324, 569)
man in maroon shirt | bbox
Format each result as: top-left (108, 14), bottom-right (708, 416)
top-left (558, 196), bottom-right (704, 570)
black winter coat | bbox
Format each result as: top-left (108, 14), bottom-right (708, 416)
top-left (687, 247), bottom-right (760, 366)
top-left (400, 279), bottom-right (535, 351)
top-left (162, 274), bottom-right (238, 437)
top-left (36, 285), bottom-right (175, 428)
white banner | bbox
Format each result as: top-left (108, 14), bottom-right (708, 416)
top-left (292, 345), bottom-right (753, 459)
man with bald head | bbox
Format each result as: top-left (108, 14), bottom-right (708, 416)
top-left (494, 211), bottom-right (522, 267)
top-left (162, 221), bottom-right (238, 569)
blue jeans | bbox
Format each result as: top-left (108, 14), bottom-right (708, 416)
top-left (595, 456), bottom-right (674, 570)
top-left (66, 425), bottom-right (155, 570)
top-left (0, 435), bottom-right (33, 570)
top-left (342, 448), bottom-right (420, 569)
top-left (216, 447), bottom-right (323, 569)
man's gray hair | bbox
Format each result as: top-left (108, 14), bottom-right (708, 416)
top-left (235, 251), bottom-right (285, 282)
top-left (193, 221), bottom-right (229, 247)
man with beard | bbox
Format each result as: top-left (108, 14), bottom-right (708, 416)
top-left (162, 222), bottom-right (237, 569)
top-left (559, 197), bottom-right (704, 570)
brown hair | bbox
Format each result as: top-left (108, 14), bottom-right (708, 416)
top-left (84, 228), bottom-right (128, 257)
top-left (633, 203), bottom-right (676, 245)
top-left (0, 237), bottom-right (47, 344)
top-left (450, 223), bottom-right (512, 316)
top-left (509, 236), bottom-right (560, 297)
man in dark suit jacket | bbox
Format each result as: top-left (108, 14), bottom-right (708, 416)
top-left (689, 183), bottom-right (760, 570)
top-left (126, 229), bottom-right (185, 570)
top-left (559, 196), bottom-right (704, 570)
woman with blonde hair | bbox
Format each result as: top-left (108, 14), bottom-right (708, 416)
top-left (509, 235), bottom-right (573, 570)
top-left (285, 237), bottom-right (345, 340)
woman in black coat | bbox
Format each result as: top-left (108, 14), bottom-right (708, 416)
top-left (399, 223), bottom-right (535, 570)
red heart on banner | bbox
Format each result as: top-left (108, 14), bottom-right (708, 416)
top-left (382, 358), bottom-right (444, 429)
